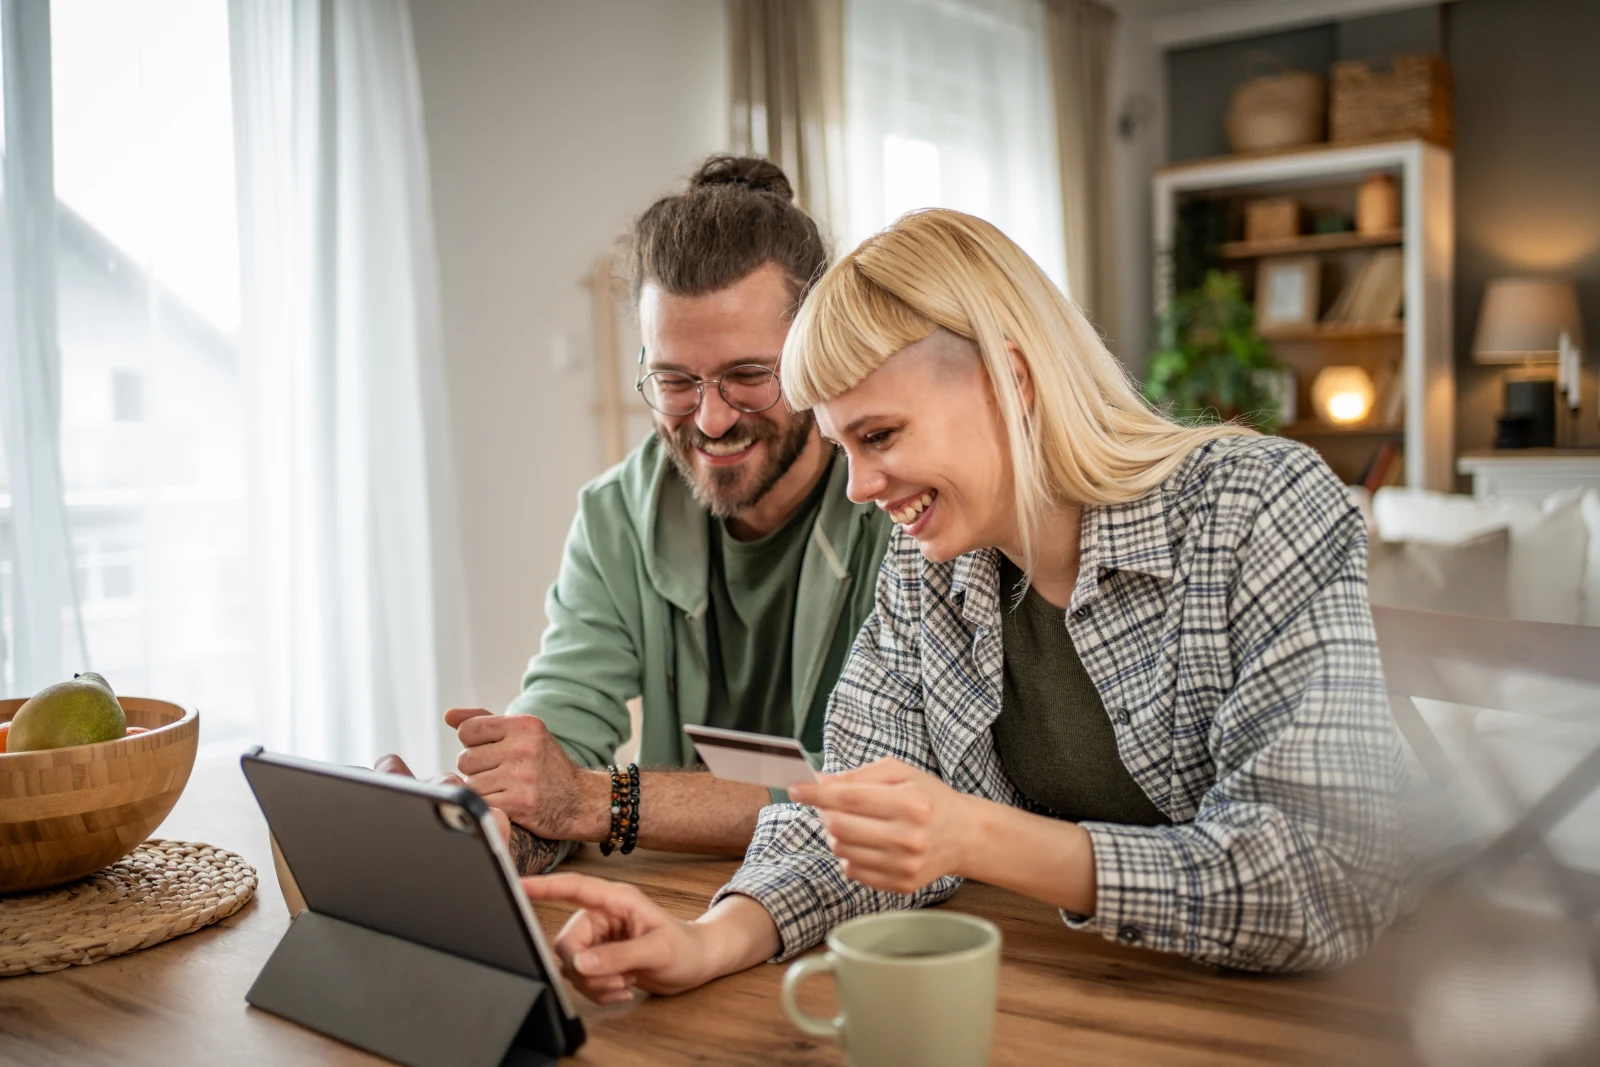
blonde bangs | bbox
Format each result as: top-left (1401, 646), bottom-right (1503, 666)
top-left (778, 208), bottom-right (1255, 578)
top-left (780, 243), bottom-right (939, 412)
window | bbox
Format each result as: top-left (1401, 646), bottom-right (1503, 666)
top-left (845, 0), bottom-right (1067, 291)
top-left (0, 7), bottom-right (10, 691)
top-left (1, 0), bottom-right (255, 743)
top-left (111, 370), bottom-right (146, 422)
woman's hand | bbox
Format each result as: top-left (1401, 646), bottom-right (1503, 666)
top-left (789, 758), bottom-right (978, 895)
top-left (522, 873), bottom-right (723, 1003)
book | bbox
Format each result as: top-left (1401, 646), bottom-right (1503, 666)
top-left (1379, 363), bottom-right (1405, 427)
top-left (1359, 250), bottom-right (1405, 323)
top-left (1383, 448), bottom-right (1406, 487)
top-left (1323, 249), bottom-right (1405, 325)
top-left (1360, 441), bottom-right (1402, 493)
top-left (1323, 258), bottom-right (1363, 323)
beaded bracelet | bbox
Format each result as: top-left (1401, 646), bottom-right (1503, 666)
top-left (600, 763), bottom-right (641, 856)
top-left (620, 763), bottom-right (641, 855)
top-left (600, 764), bottom-right (628, 856)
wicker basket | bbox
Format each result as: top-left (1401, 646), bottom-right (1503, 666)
top-left (1331, 53), bottom-right (1453, 146)
top-left (1245, 198), bottom-right (1299, 242)
top-left (1226, 56), bottom-right (1325, 154)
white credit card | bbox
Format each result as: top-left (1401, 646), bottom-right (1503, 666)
top-left (682, 723), bottom-right (819, 791)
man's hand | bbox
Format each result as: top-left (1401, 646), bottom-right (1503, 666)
top-left (521, 873), bottom-right (724, 1003)
top-left (788, 757), bottom-right (977, 895)
top-left (446, 708), bottom-right (609, 842)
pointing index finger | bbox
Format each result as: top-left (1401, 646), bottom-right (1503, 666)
top-left (521, 873), bottom-right (640, 913)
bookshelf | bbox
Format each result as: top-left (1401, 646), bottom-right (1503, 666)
top-left (1153, 139), bottom-right (1454, 491)
top-left (1282, 422), bottom-right (1407, 439)
top-left (1219, 229), bottom-right (1402, 259)
top-left (1258, 323), bottom-right (1406, 342)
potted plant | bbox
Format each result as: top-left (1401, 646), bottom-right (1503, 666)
top-left (1145, 269), bottom-right (1286, 431)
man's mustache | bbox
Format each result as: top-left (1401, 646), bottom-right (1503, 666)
top-left (670, 420), bottom-right (777, 452)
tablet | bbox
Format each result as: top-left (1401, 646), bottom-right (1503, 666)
top-left (682, 723), bottom-right (819, 790)
top-left (240, 748), bottom-right (585, 1058)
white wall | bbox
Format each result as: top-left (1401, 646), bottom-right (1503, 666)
top-left (409, 0), bottom-right (729, 713)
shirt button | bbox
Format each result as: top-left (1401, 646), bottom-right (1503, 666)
top-left (1112, 708), bottom-right (1131, 726)
top-left (1071, 605), bottom-right (1092, 621)
top-left (1117, 924), bottom-right (1143, 945)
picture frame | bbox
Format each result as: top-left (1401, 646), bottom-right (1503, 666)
top-left (1256, 255), bottom-right (1321, 330)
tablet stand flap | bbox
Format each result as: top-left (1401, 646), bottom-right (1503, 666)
top-left (247, 910), bottom-right (561, 1067)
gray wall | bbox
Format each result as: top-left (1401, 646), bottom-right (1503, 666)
top-left (1166, 7), bottom-right (1440, 163)
top-left (1164, 0), bottom-right (1600, 464)
top-left (1450, 0), bottom-right (1600, 452)
top-left (1167, 24), bottom-right (1333, 163)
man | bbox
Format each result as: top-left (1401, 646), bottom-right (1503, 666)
top-left (381, 156), bottom-right (891, 874)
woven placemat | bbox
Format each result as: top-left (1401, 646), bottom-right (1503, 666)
top-left (0, 839), bottom-right (257, 977)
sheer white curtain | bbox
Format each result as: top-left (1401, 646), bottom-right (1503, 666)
top-left (4, 0), bottom-right (267, 740)
top-left (229, 0), bottom-right (464, 768)
top-left (0, 0), bottom-right (88, 697)
top-left (844, 0), bottom-right (1066, 291)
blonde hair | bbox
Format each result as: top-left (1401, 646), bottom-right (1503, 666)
top-left (781, 208), bottom-right (1254, 570)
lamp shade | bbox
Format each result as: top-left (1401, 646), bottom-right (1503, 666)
top-left (1472, 278), bottom-right (1585, 364)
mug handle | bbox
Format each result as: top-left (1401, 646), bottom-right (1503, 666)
top-left (782, 952), bottom-right (844, 1040)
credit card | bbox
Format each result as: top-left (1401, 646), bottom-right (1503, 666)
top-left (682, 723), bottom-right (819, 791)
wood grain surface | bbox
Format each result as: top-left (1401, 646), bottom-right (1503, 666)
top-left (0, 755), bottom-right (1590, 1066)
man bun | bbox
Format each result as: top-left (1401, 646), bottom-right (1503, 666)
top-left (628, 154), bottom-right (826, 312)
top-left (688, 155), bottom-right (795, 202)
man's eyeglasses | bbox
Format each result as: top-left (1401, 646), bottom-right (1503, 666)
top-left (635, 346), bottom-right (783, 417)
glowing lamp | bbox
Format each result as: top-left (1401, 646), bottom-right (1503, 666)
top-left (1311, 366), bottom-right (1375, 426)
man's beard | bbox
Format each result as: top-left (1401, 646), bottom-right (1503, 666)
top-left (658, 411), bottom-right (816, 519)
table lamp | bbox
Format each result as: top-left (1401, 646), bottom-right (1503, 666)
top-left (1473, 278), bottom-right (1586, 449)
top-left (1311, 365), bottom-right (1375, 426)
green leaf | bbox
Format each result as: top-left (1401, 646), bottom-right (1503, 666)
top-left (1146, 268), bottom-right (1280, 425)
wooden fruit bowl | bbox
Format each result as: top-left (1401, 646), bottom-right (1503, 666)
top-left (0, 697), bottom-right (199, 894)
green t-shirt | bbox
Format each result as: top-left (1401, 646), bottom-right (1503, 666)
top-left (704, 474), bottom-right (838, 751)
top-left (990, 554), bottom-right (1169, 827)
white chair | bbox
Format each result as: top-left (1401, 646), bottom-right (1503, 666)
top-left (1373, 605), bottom-right (1600, 919)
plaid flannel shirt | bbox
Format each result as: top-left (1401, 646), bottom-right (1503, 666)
top-left (712, 434), bottom-right (1408, 973)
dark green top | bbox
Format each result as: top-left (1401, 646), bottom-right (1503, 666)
top-left (991, 554), bottom-right (1170, 827)
top-left (704, 473), bottom-right (836, 751)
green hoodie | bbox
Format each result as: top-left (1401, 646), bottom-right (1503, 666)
top-left (507, 434), bottom-right (892, 805)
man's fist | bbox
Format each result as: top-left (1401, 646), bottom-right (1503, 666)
top-left (445, 708), bottom-right (610, 842)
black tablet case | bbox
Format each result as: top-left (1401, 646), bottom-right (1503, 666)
top-left (241, 748), bottom-right (586, 1066)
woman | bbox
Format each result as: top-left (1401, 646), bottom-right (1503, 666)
top-left (523, 209), bottom-right (1407, 1001)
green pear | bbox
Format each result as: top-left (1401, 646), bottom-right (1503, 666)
top-left (9, 674), bottom-right (126, 752)
top-left (75, 671), bottom-right (114, 692)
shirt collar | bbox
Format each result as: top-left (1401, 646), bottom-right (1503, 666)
top-left (1079, 487), bottom-right (1173, 584)
top-left (949, 486), bottom-right (1173, 624)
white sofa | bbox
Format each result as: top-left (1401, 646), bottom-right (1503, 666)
top-left (1362, 486), bottom-right (1600, 876)
top-left (1366, 486), bottom-right (1600, 626)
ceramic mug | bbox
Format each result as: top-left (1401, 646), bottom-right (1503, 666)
top-left (782, 911), bottom-right (1000, 1067)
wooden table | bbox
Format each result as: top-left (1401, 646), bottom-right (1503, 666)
top-left (0, 756), bottom-right (1576, 1066)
